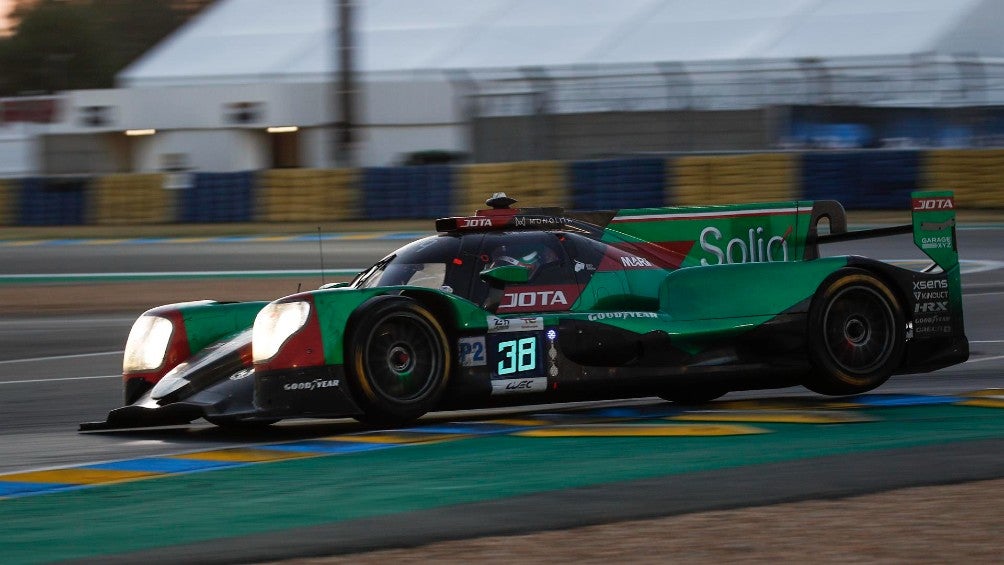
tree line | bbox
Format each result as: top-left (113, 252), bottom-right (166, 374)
top-left (0, 0), bottom-right (212, 96)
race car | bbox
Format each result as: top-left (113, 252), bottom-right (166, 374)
top-left (82, 191), bottom-right (968, 430)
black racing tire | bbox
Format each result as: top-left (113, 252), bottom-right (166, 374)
top-left (658, 387), bottom-right (728, 405)
top-left (346, 297), bottom-right (451, 426)
top-left (805, 269), bottom-right (905, 396)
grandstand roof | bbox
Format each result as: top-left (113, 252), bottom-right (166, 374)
top-left (119, 0), bottom-right (1004, 87)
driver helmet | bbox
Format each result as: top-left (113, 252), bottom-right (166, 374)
top-left (491, 247), bottom-right (542, 277)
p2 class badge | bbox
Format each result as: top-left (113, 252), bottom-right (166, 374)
top-left (458, 336), bottom-right (487, 367)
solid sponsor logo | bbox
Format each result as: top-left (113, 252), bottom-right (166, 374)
top-left (228, 368), bottom-right (253, 380)
top-left (491, 377), bottom-right (547, 395)
top-left (458, 336), bottom-right (487, 367)
top-left (912, 280), bottom-right (950, 302)
top-left (283, 379), bottom-right (340, 391)
top-left (497, 284), bottom-right (580, 313)
top-left (920, 218), bottom-right (955, 231)
top-left (586, 312), bottom-right (659, 321)
top-left (920, 235), bottom-right (953, 250)
top-left (915, 302), bottom-right (948, 313)
top-left (620, 256), bottom-right (654, 268)
top-left (913, 197), bottom-right (954, 211)
top-left (914, 314), bottom-right (952, 335)
top-left (487, 316), bottom-right (544, 333)
top-left (513, 216), bottom-right (571, 228)
top-left (699, 226), bottom-right (790, 265)
top-left (460, 217), bottom-right (493, 228)
top-left (573, 260), bottom-right (596, 272)
top-left (501, 290), bottom-right (568, 309)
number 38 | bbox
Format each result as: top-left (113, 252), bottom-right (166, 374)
top-left (498, 337), bottom-right (536, 375)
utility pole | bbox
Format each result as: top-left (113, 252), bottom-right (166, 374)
top-left (333, 0), bottom-right (356, 168)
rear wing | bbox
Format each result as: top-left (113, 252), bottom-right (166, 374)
top-left (910, 191), bottom-right (959, 271)
top-left (814, 190), bottom-right (959, 272)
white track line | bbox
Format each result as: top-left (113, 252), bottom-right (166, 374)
top-left (0, 374), bottom-right (118, 385)
top-left (0, 350), bottom-right (123, 365)
top-left (965, 354), bottom-right (1004, 365)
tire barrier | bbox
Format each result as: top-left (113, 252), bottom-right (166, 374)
top-left (178, 172), bottom-right (255, 223)
top-left (456, 161), bottom-right (568, 215)
top-left (361, 166), bottom-right (452, 219)
top-left (0, 178), bottom-right (11, 226)
top-left (18, 176), bottom-right (89, 226)
top-left (258, 168), bottom-right (358, 222)
top-left (801, 151), bottom-right (919, 210)
top-left (4, 150), bottom-right (1004, 228)
top-left (672, 153), bottom-right (797, 206)
top-left (571, 158), bottom-right (665, 210)
top-left (92, 174), bottom-right (170, 225)
top-left (923, 149), bottom-right (1004, 208)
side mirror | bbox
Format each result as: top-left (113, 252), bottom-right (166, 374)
top-left (480, 264), bottom-right (530, 286)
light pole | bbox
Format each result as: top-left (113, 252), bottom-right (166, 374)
top-left (332, 0), bottom-right (356, 168)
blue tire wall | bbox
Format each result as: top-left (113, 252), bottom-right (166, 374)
top-left (571, 158), bottom-right (666, 210)
top-left (361, 165), bottom-right (453, 219)
top-left (18, 177), bottom-right (88, 225)
top-left (800, 151), bottom-right (920, 209)
top-left (179, 172), bottom-right (256, 223)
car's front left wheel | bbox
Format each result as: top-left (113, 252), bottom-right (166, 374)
top-left (346, 297), bottom-right (451, 426)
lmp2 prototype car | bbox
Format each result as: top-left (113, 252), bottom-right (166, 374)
top-left (83, 191), bottom-right (968, 430)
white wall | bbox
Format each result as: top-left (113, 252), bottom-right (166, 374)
top-left (358, 124), bottom-right (466, 166)
top-left (133, 129), bottom-right (269, 172)
top-left (0, 123), bottom-right (38, 178)
top-left (354, 79), bottom-right (466, 165)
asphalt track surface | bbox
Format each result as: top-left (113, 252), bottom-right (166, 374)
top-left (0, 227), bottom-right (1002, 562)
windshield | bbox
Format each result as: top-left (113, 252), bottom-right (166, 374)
top-left (353, 235), bottom-right (462, 290)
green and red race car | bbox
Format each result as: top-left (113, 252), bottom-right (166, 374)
top-left (82, 191), bottom-right (968, 429)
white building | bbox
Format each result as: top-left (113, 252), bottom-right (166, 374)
top-left (4, 0), bottom-right (1004, 176)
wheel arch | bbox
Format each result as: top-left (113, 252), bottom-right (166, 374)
top-left (342, 291), bottom-right (455, 424)
top-left (829, 258), bottom-right (910, 314)
top-left (804, 263), bottom-right (908, 395)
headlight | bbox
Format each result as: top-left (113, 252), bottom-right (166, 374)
top-left (123, 315), bottom-right (175, 372)
top-left (253, 301), bottom-right (311, 363)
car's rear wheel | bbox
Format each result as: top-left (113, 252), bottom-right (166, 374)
top-left (805, 269), bottom-right (904, 396)
top-left (346, 297), bottom-right (450, 426)
top-left (658, 386), bottom-right (728, 405)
